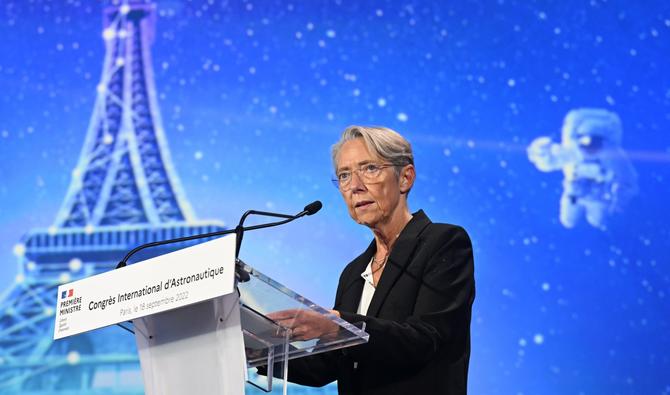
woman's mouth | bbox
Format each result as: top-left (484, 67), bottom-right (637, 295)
top-left (355, 201), bottom-right (374, 209)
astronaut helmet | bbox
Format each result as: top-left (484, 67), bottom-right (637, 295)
top-left (560, 108), bottom-right (623, 155)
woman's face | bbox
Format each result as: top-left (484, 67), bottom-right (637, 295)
top-left (335, 138), bottom-right (410, 229)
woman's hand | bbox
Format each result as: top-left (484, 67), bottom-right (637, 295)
top-left (267, 309), bottom-right (341, 341)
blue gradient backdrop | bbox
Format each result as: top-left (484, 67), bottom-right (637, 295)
top-left (1, 1), bottom-right (669, 394)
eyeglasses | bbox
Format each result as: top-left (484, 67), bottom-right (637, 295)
top-left (332, 163), bottom-right (396, 191)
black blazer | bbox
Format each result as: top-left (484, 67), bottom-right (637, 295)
top-left (284, 210), bottom-right (475, 394)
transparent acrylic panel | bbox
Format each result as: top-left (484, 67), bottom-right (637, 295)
top-left (237, 261), bottom-right (369, 368)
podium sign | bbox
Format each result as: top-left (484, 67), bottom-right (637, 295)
top-left (53, 235), bottom-right (236, 340)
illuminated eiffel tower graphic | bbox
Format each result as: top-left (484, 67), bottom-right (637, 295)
top-left (0, 2), bottom-right (224, 393)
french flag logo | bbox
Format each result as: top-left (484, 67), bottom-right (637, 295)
top-left (61, 289), bottom-right (74, 299)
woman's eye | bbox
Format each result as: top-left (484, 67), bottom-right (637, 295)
top-left (338, 172), bottom-right (351, 181)
top-left (364, 164), bottom-right (379, 173)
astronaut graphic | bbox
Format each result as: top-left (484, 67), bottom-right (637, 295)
top-left (527, 108), bottom-right (637, 229)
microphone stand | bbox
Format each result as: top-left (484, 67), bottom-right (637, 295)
top-left (116, 202), bottom-right (322, 283)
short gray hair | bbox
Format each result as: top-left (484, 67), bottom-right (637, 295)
top-left (331, 125), bottom-right (414, 174)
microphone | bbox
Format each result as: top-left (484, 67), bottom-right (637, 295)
top-left (116, 200), bottom-right (323, 272)
top-left (300, 200), bottom-right (323, 216)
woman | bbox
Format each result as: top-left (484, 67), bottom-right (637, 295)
top-left (269, 125), bottom-right (475, 394)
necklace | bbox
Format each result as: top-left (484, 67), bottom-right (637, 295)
top-left (371, 254), bottom-right (388, 275)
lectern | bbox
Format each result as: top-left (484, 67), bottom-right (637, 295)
top-left (53, 235), bottom-right (369, 394)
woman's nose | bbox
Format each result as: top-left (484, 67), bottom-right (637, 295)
top-left (349, 170), bottom-right (366, 191)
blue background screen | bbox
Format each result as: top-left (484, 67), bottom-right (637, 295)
top-left (0, 1), bottom-right (668, 394)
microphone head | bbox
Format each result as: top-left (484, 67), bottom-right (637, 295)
top-left (304, 200), bottom-right (323, 216)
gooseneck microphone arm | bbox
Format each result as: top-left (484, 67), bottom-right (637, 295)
top-left (234, 209), bottom-right (293, 259)
top-left (235, 200), bottom-right (323, 258)
top-left (116, 200), bottom-right (323, 269)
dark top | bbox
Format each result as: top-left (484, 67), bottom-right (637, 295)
top-left (282, 210), bottom-right (475, 394)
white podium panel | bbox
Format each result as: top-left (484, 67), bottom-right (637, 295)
top-left (135, 293), bottom-right (246, 395)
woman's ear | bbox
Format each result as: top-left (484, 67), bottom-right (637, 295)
top-left (399, 165), bottom-right (415, 194)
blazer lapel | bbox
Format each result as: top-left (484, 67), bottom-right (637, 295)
top-left (338, 242), bottom-right (375, 313)
top-left (365, 210), bottom-right (432, 317)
